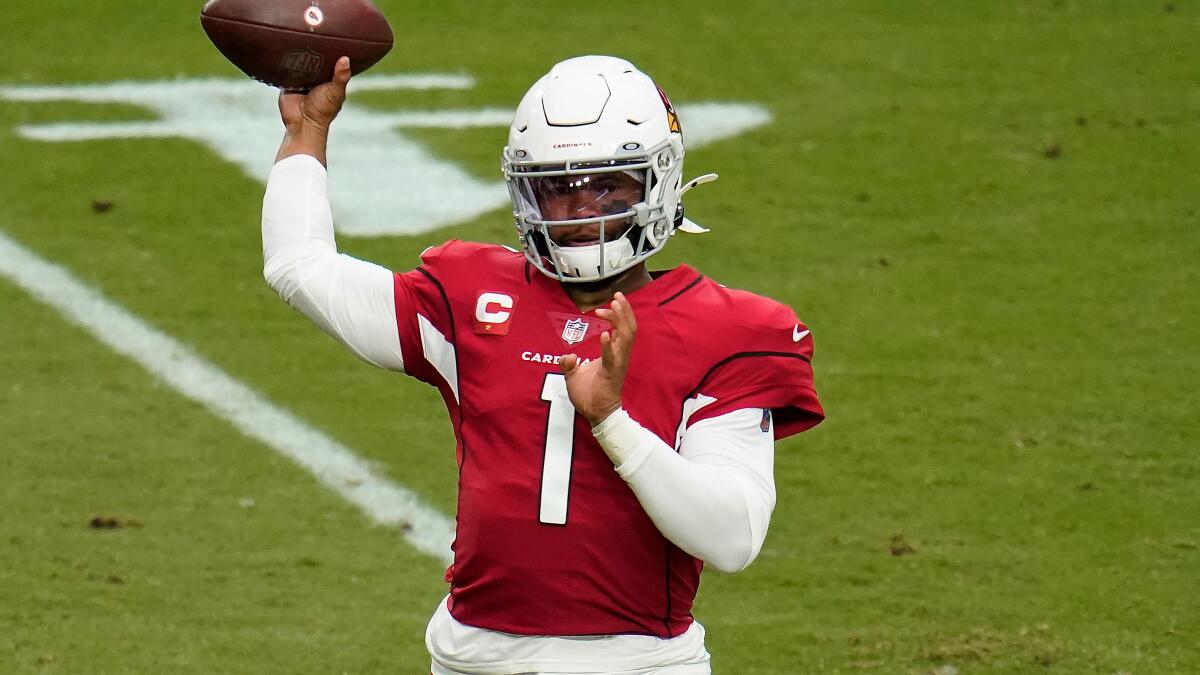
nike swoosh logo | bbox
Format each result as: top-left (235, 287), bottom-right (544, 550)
top-left (792, 326), bottom-right (810, 343)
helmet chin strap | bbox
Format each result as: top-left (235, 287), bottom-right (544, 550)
top-left (676, 173), bottom-right (719, 234)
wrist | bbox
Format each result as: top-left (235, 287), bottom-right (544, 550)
top-left (285, 117), bottom-right (330, 139)
top-left (585, 401), bottom-right (622, 428)
top-left (590, 408), bottom-right (655, 472)
top-left (277, 121), bottom-right (331, 165)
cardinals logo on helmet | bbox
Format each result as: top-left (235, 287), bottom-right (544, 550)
top-left (657, 85), bottom-right (682, 135)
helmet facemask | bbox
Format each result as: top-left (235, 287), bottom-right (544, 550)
top-left (505, 140), bottom-right (684, 283)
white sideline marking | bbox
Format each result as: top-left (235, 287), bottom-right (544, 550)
top-left (0, 230), bottom-right (455, 563)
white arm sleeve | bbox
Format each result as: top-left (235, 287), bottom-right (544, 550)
top-left (262, 154), bottom-right (404, 371)
top-left (591, 407), bottom-right (777, 573)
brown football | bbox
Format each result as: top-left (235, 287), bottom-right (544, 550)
top-left (200, 0), bottom-right (393, 91)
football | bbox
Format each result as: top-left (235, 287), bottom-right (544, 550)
top-left (200, 0), bottom-right (393, 91)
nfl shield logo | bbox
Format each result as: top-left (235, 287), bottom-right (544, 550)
top-left (561, 318), bottom-right (590, 345)
top-left (281, 49), bottom-right (324, 77)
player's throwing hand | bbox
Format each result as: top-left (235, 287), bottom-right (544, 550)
top-left (559, 291), bottom-right (637, 426)
top-left (275, 56), bottom-right (350, 164)
top-left (279, 55), bottom-right (350, 132)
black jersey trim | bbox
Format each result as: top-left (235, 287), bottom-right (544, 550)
top-left (677, 351), bottom-right (814, 443)
top-left (415, 267), bottom-right (457, 338)
top-left (416, 266), bottom-right (466, 466)
top-left (416, 265), bottom-right (467, 594)
top-left (684, 350), bottom-right (811, 401)
top-left (657, 273), bottom-right (704, 307)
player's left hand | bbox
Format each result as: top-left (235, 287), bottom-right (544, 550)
top-left (559, 292), bottom-right (636, 426)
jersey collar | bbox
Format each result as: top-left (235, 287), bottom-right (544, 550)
top-left (538, 264), bottom-right (702, 313)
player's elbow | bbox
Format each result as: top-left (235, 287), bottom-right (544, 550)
top-left (696, 513), bottom-right (759, 573)
top-left (263, 254), bottom-right (297, 301)
top-left (702, 540), bottom-right (757, 574)
top-left (262, 243), bottom-right (329, 303)
top-left (703, 490), bottom-right (773, 574)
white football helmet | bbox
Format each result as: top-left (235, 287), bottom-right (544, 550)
top-left (502, 55), bottom-right (714, 283)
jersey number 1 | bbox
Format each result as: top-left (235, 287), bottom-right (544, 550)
top-left (539, 373), bottom-right (574, 525)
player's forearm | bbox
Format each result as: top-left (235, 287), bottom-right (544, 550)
top-left (591, 408), bottom-right (776, 573)
top-left (262, 154), bottom-right (404, 370)
top-left (275, 121), bottom-right (329, 166)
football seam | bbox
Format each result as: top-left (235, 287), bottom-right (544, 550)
top-left (200, 13), bottom-right (393, 46)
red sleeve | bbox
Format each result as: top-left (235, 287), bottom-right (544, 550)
top-left (686, 351), bottom-right (823, 439)
top-left (687, 308), bottom-right (825, 440)
top-left (392, 240), bottom-right (463, 390)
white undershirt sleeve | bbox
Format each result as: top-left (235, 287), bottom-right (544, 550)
top-left (261, 154), bottom-right (404, 371)
top-left (591, 407), bottom-right (777, 573)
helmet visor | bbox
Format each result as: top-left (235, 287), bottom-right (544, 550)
top-left (527, 171), bottom-right (645, 222)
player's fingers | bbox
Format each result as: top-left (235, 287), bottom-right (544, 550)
top-left (333, 56), bottom-right (351, 87)
top-left (278, 90), bottom-right (299, 112)
top-left (277, 93), bottom-right (306, 129)
top-left (308, 57), bottom-right (350, 115)
top-left (611, 292), bottom-right (636, 339)
top-left (600, 331), bottom-right (615, 369)
top-left (604, 299), bottom-right (624, 343)
top-left (606, 296), bottom-right (628, 343)
top-left (607, 296), bottom-right (634, 365)
top-left (615, 291), bottom-right (637, 336)
top-left (594, 306), bottom-right (617, 343)
top-left (559, 353), bottom-right (578, 375)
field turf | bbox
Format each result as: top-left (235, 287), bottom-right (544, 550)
top-left (1, 2), bottom-right (1197, 673)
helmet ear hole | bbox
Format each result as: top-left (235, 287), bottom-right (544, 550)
top-left (645, 218), bottom-right (672, 247)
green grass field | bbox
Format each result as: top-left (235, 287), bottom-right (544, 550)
top-left (2, 1), bottom-right (1197, 673)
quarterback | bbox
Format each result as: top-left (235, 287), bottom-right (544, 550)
top-left (262, 55), bottom-right (823, 673)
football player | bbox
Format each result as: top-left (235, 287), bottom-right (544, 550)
top-left (263, 54), bottom-right (824, 674)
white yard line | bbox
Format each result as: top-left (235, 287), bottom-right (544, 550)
top-left (0, 230), bottom-right (455, 563)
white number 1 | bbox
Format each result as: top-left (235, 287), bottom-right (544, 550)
top-left (539, 373), bottom-right (575, 525)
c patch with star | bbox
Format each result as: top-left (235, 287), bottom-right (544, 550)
top-left (473, 291), bottom-right (517, 335)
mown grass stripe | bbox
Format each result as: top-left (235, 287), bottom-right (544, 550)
top-left (0, 230), bottom-right (455, 563)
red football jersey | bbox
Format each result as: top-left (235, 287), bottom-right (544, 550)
top-left (391, 240), bottom-right (823, 638)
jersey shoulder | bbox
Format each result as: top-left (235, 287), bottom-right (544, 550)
top-left (663, 275), bottom-right (824, 438)
top-left (420, 239), bottom-right (523, 268)
top-left (666, 275), bottom-right (815, 359)
top-left (418, 240), bottom-right (527, 290)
